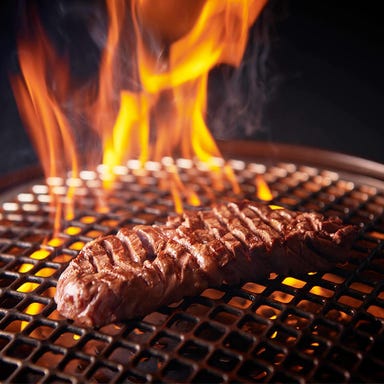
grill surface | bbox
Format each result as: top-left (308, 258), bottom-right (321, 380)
top-left (0, 142), bottom-right (384, 383)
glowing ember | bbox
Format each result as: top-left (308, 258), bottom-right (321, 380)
top-left (11, 0), bottom-right (268, 224)
top-left (30, 249), bottom-right (50, 260)
top-left (17, 247), bottom-right (56, 331)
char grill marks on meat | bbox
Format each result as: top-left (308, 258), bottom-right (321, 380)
top-left (55, 200), bottom-right (358, 327)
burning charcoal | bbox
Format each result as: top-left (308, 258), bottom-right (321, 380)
top-left (55, 200), bottom-right (358, 327)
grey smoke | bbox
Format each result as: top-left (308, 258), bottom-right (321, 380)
top-left (208, 0), bottom-right (278, 140)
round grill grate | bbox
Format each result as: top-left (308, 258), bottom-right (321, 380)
top-left (0, 146), bottom-right (384, 383)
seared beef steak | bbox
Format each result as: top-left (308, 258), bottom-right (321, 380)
top-left (55, 200), bottom-right (358, 327)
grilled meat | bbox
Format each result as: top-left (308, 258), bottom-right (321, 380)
top-left (55, 200), bottom-right (358, 326)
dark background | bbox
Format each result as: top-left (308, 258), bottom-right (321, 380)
top-left (264, 1), bottom-right (384, 165)
top-left (0, 0), bottom-right (383, 176)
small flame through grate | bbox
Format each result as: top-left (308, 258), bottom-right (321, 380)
top-left (1, 151), bottom-right (384, 383)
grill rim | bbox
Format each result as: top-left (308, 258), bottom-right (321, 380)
top-left (218, 140), bottom-right (384, 182)
top-left (0, 165), bottom-right (42, 193)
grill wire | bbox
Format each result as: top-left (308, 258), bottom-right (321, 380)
top-left (0, 158), bottom-right (383, 383)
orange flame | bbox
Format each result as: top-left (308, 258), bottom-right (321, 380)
top-left (255, 174), bottom-right (273, 201)
top-left (10, 12), bottom-right (78, 235)
top-left (12, 0), bottom-right (268, 218)
top-left (101, 0), bottom-right (267, 171)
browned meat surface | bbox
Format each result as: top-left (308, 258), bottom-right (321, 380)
top-left (55, 200), bottom-right (358, 327)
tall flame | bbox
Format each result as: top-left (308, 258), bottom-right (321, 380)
top-left (11, 13), bottom-right (79, 234)
top-left (101, 0), bottom-right (267, 169)
top-left (11, 0), bottom-right (268, 221)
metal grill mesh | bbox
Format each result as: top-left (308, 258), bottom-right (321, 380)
top-left (0, 156), bottom-right (384, 383)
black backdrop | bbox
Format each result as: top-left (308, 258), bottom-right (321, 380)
top-left (264, 1), bottom-right (384, 165)
top-left (1, 0), bottom-right (383, 176)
